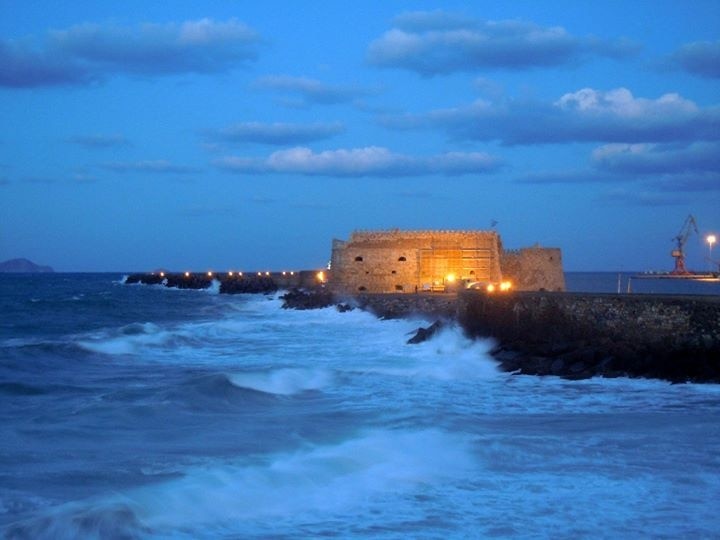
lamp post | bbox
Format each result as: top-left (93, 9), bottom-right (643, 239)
top-left (708, 234), bottom-right (717, 272)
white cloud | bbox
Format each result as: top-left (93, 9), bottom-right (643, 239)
top-left (555, 88), bottom-right (698, 117)
top-left (0, 18), bottom-right (260, 88)
top-left (215, 146), bottom-right (501, 177)
top-left (591, 142), bottom-right (720, 174)
top-left (667, 40), bottom-right (720, 79)
top-left (367, 11), bottom-right (637, 75)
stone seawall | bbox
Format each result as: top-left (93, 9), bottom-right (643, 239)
top-left (300, 290), bottom-right (719, 383)
top-left (350, 293), bottom-right (458, 320)
top-left (457, 292), bottom-right (720, 382)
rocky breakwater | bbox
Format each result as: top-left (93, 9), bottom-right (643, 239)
top-left (124, 273), bottom-right (278, 294)
top-left (281, 290), bottom-right (458, 319)
top-left (457, 291), bottom-right (720, 383)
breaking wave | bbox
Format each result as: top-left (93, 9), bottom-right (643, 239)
top-left (6, 429), bottom-right (474, 538)
top-left (228, 367), bottom-right (334, 395)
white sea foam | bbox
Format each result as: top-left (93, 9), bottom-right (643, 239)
top-left (127, 428), bottom-right (475, 531)
top-left (206, 279), bottom-right (221, 295)
top-left (77, 323), bottom-right (172, 355)
top-left (6, 276), bottom-right (720, 539)
top-left (228, 367), bottom-right (333, 395)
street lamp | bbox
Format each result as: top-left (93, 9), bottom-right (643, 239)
top-left (708, 234), bottom-right (717, 271)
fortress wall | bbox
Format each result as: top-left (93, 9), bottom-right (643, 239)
top-left (333, 244), bottom-right (419, 293)
top-left (501, 247), bottom-right (565, 291)
top-left (330, 230), bottom-right (502, 293)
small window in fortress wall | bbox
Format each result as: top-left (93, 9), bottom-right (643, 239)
top-left (470, 270), bottom-right (475, 275)
top-left (355, 256), bottom-right (363, 262)
top-left (391, 270), bottom-right (396, 274)
top-left (358, 286), bottom-right (367, 291)
top-left (395, 285), bottom-right (403, 291)
top-left (398, 256), bottom-right (406, 262)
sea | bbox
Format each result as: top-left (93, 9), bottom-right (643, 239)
top-left (1, 272), bottom-right (719, 539)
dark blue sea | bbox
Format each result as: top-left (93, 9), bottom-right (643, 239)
top-left (1, 273), bottom-right (719, 539)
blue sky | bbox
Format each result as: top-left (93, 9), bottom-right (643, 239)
top-left (1, 0), bottom-right (718, 272)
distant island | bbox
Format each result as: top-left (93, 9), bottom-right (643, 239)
top-left (0, 258), bottom-right (54, 273)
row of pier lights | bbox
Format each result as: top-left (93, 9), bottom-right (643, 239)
top-left (152, 270), bottom-right (327, 283)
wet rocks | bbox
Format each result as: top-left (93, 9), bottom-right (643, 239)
top-left (407, 320), bottom-right (445, 344)
top-left (124, 273), bottom-right (277, 293)
top-left (219, 276), bottom-right (277, 294)
top-left (280, 288), bottom-right (337, 310)
top-left (459, 292), bottom-right (720, 383)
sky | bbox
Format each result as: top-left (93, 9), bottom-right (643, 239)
top-left (1, 0), bottom-right (718, 272)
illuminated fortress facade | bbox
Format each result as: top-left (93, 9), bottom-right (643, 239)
top-left (329, 229), bottom-right (565, 293)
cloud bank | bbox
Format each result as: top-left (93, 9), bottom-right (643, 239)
top-left (382, 87), bottom-right (720, 145)
top-left (668, 40), bottom-right (720, 79)
top-left (207, 121), bottom-right (345, 145)
top-left (367, 10), bottom-right (637, 75)
top-left (0, 18), bottom-right (260, 88)
top-left (592, 142), bottom-right (720, 175)
top-left (517, 141), bottom-right (720, 199)
top-left (215, 146), bottom-right (501, 177)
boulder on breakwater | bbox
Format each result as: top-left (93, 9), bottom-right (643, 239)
top-left (407, 320), bottom-right (445, 344)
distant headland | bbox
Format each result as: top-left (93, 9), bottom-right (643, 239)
top-left (0, 258), bottom-right (54, 273)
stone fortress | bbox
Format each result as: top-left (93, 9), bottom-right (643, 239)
top-left (329, 229), bottom-right (565, 294)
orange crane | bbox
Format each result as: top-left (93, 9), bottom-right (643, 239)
top-left (670, 214), bottom-right (698, 275)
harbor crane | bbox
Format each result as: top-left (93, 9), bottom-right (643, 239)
top-left (670, 214), bottom-right (698, 275)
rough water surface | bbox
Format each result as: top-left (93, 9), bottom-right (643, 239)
top-left (1, 274), bottom-right (719, 538)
